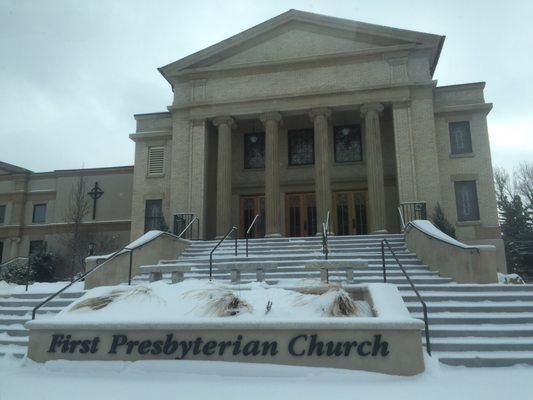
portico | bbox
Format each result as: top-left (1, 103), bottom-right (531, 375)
top-left (211, 102), bottom-right (397, 238)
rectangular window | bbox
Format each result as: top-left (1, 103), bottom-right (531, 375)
top-left (32, 204), bottom-right (46, 224)
top-left (449, 121), bottom-right (473, 154)
top-left (0, 205), bottom-right (5, 224)
top-left (334, 125), bottom-right (362, 163)
top-left (288, 129), bottom-right (314, 166)
top-left (454, 180), bottom-right (480, 221)
top-left (0, 241), bottom-right (3, 263)
top-left (244, 132), bottom-right (265, 169)
top-left (148, 146), bottom-right (165, 176)
top-left (144, 199), bottom-right (164, 232)
top-left (29, 240), bottom-right (45, 256)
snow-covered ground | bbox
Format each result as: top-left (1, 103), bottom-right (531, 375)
top-left (0, 354), bottom-right (532, 400)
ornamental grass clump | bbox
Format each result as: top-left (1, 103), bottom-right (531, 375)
top-left (69, 291), bottom-right (122, 311)
top-left (69, 285), bottom-right (161, 312)
top-left (184, 287), bottom-right (252, 317)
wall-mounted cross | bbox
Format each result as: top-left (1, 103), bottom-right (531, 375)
top-left (87, 182), bottom-right (104, 220)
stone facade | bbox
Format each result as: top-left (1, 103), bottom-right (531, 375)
top-left (0, 162), bottom-right (133, 276)
top-left (129, 9), bottom-right (502, 259)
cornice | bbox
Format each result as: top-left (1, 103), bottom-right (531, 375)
top-left (434, 103), bottom-right (493, 115)
top-left (129, 130), bottom-right (172, 142)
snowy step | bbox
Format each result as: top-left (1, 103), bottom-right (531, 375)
top-left (0, 299), bottom-right (73, 308)
top-left (408, 303), bottom-right (533, 313)
top-left (399, 284), bottom-right (533, 293)
top-left (434, 351), bottom-right (533, 367)
top-left (428, 325), bottom-right (533, 338)
top-left (412, 313), bottom-right (533, 324)
top-left (0, 336), bottom-right (29, 346)
top-left (426, 338), bottom-right (533, 352)
top-left (402, 293), bottom-right (533, 302)
top-left (0, 327), bottom-right (28, 337)
top-left (0, 307), bottom-right (63, 316)
top-left (0, 291), bottom-right (84, 300)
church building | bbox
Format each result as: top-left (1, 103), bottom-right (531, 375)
top-left (130, 10), bottom-right (503, 263)
top-left (0, 10), bottom-right (505, 271)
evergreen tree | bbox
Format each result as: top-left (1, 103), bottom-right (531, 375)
top-left (431, 203), bottom-right (456, 239)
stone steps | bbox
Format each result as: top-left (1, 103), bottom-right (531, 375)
top-left (3, 233), bottom-right (533, 368)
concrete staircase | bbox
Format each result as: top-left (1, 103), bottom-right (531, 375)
top-left (136, 234), bottom-right (533, 367)
top-left (2, 233), bottom-right (533, 368)
top-left (0, 291), bottom-right (84, 359)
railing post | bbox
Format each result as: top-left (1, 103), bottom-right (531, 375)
top-left (25, 257), bottom-right (31, 292)
top-left (128, 250), bottom-right (133, 286)
top-left (246, 233), bottom-right (249, 257)
top-left (422, 302), bottom-right (432, 355)
top-left (234, 229), bottom-right (238, 256)
top-left (209, 253), bottom-right (213, 280)
top-left (381, 240), bottom-right (386, 283)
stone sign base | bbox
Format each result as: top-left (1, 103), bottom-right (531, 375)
top-left (26, 283), bottom-right (425, 375)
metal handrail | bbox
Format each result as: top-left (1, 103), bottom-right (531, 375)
top-left (245, 214), bottom-right (260, 257)
top-left (209, 226), bottom-right (238, 280)
top-left (31, 248), bottom-right (123, 320)
top-left (398, 206), bottom-right (406, 231)
top-left (177, 216), bottom-right (199, 240)
top-left (381, 238), bottom-right (431, 355)
top-left (31, 231), bottom-right (181, 319)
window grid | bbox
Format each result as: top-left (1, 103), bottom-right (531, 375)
top-left (32, 204), bottom-right (46, 224)
top-left (449, 121), bottom-right (473, 155)
top-left (454, 180), bottom-right (480, 221)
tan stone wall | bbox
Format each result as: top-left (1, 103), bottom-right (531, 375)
top-left (433, 85), bottom-right (500, 242)
top-left (0, 167), bottom-right (133, 263)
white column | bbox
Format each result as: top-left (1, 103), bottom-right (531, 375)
top-left (361, 103), bottom-right (387, 233)
top-left (213, 116), bottom-right (235, 237)
top-left (260, 112), bottom-right (283, 237)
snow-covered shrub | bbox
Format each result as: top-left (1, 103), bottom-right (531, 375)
top-left (30, 252), bottom-right (58, 282)
top-left (0, 259), bottom-right (30, 285)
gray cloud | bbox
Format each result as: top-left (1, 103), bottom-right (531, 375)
top-left (1, 0), bottom-right (531, 172)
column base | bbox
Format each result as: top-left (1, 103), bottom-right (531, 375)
top-left (370, 229), bottom-right (389, 235)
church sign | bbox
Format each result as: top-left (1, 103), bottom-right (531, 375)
top-left (26, 320), bottom-right (425, 376)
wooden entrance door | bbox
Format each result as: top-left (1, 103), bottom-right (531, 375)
top-left (239, 195), bottom-right (265, 238)
top-left (285, 193), bottom-right (317, 237)
top-left (332, 191), bottom-right (368, 235)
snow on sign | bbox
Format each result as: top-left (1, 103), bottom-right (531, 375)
top-left (25, 281), bottom-right (426, 376)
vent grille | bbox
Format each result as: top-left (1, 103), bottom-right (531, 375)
top-left (148, 146), bottom-right (165, 175)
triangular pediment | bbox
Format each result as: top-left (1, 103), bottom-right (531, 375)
top-left (159, 10), bottom-right (444, 80)
top-left (194, 21), bottom-right (409, 68)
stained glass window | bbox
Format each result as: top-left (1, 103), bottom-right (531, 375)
top-left (288, 129), bottom-right (314, 166)
top-left (449, 121), bottom-right (473, 154)
top-left (244, 132), bottom-right (265, 169)
top-left (454, 181), bottom-right (480, 221)
top-left (334, 125), bottom-right (362, 163)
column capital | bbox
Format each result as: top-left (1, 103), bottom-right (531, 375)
top-left (360, 103), bottom-right (384, 117)
top-left (309, 107), bottom-right (331, 120)
top-left (212, 116), bottom-right (235, 128)
top-left (259, 112), bottom-right (282, 124)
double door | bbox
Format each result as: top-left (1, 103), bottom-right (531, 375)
top-left (239, 195), bottom-right (265, 238)
top-left (285, 193), bottom-right (317, 237)
top-left (332, 191), bottom-right (368, 235)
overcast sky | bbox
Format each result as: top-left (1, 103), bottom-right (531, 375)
top-left (1, 0), bottom-right (532, 173)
